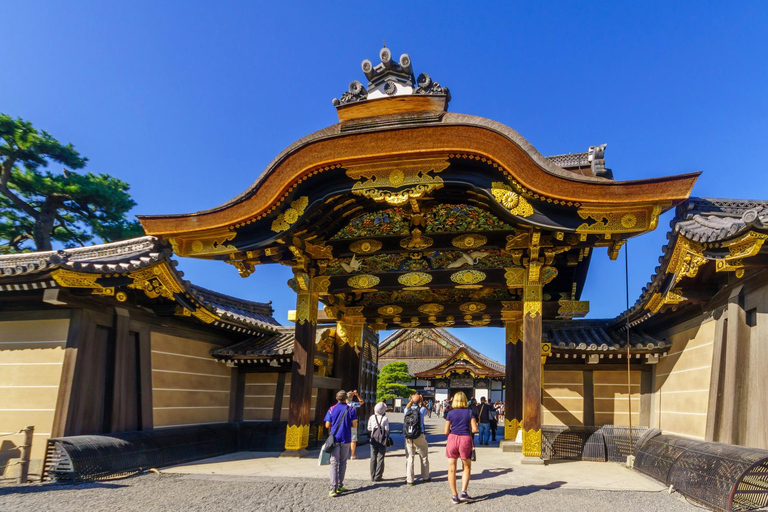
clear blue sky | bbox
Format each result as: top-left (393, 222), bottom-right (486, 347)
top-left (3, 2), bottom-right (767, 363)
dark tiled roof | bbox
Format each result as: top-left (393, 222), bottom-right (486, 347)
top-left (674, 197), bottom-right (768, 243)
top-left (546, 152), bottom-right (590, 169)
top-left (415, 347), bottom-right (506, 378)
top-left (615, 197), bottom-right (768, 327)
top-left (191, 285), bottom-right (279, 329)
top-left (0, 237), bottom-right (166, 277)
top-left (0, 237), bottom-right (279, 334)
top-left (212, 326), bottom-right (298, 359)
top-left (378, 358), bottom-right (448, 376)
top-left (544, 320), bottom-right (666, 352)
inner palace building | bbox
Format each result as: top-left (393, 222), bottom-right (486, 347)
top-left (1, 47), bottom-right (767, 477)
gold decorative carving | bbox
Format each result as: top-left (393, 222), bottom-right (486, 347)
top-left (503, 268), bottom-right (525, 288)
top-left (377, 305), bottom-right (403, 316)
top-left (666, 237), bottom-right (707, 285)
top-left (466, 315), bottom-right (491, 327)
top-left (432, 316), bottom-right (455, 327)
top-left (303, 240), bottom-right (333, 260)
top-left (506, 232), bottom-right (530, 250)
top-left (576, 204), bottom-right (664, 234)
top-left (115, 291), bottom-right (128, 302)
top-left (724, 231), bottom-right (768, 258)
top-left (541, 266), bottom-right (558, 285)
top-left (451, 234), bottom-right (488, 249)
top-left (346, 158), bottom-right (450, 206)
top-left (460, 302), bottom-right (487, 314)
top-left (505, 418), bottom-right (520, 440)
top-left (541, 342), bottom-right (552, 357)
top-left (226, 259), bottom-right (257, 278)
top-left (400, 229), bottom-right (433, 250)
top-left (504, 319), bottom-right (522, 344)
top-left (284, 424), bottom-right (309, 451)
top-left (314, 276), bottom-right (331, 295)
top-left (608, 240), bottom-right (626, 261)
top-left (91, 287), bottom-right (115, 296)
top-left (168, 227), bottom-right (237, 257)
top-left (272, 196), bottom-right (309, 232)
top-left (523, 282), bottom-right (542, 318)
top-left (350, 239), bottom-right (383, 254)
top-left (491, 182), bottom-right (534, 217)
top-left (398, 272), bottom-right (432, 288)
top-left (51, 269), bottom-right (105, 290)
top-left (450, 269), bottom-right (486, 286)
top-left (347, 274), bottom-right (380, 289)
top-left (522, 428), bottom-right (542, 457)
top-left (418, 303), bottom-right (444, 315)
top-left (128, 263), bottom-right (184, 300)
top-left (557, 300), bottom-right (590, 319)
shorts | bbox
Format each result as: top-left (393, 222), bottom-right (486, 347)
top-left (351, 430), bottom-right (359, 443)
top-left (446, 433), bottom-right (473, 460)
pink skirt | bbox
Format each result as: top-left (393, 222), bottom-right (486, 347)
top-left (446, 433), bottom-right (473, 460)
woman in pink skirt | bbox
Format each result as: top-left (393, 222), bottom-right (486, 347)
top-left (444, 391), bottom-right (478, 504)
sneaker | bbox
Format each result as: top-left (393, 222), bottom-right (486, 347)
top-left (336, 485), bottom-right (347, 493)
top-left (407, 482), bottom-right (415, 487)
top-left (460, 491), bottom-right (473, 501)
top-left (328, 489), bottom-right (338, 497)
top-left (350, 455), bottom-right (358, 460)
top-left (451, 496), bottom-right (460, 505)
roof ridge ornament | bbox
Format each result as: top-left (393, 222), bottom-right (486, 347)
top-left (332, 47), bottom-right (450, 110)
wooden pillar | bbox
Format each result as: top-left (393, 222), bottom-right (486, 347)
top-left (229, 366), bottom-right (245, 423)
top-left (283, 271), bottom-right (319, 455)
top-left (720, 287), bottom-right (749, 445)
top-left (522, 263), bottom-right (543, 460)
top-left (336, 308), bottom-right (365, 439)
top-left (583, 370), bottom-right (595, 427)
top-left (503, 315), bottom-right (522, 440)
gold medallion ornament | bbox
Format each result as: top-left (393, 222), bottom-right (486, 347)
top-left (451, 234), bottom-right (488, 249)
top-left (450, 269), bottom-right (486, 286)
top-left (459, 302), bottom-right (486, 313)
top-left (418, 303), bottom-right (444, 315)
top-left (398, 272), bottom-right (432, 287)
top-left (347, 274), bottom-right (380, 289)
top-left (350, 239), bottom-right (383, 254)
top-left (271, 196), bottom-right (309, 233)
top-left (377, 305), bottom-right (403, 316)
top-left (491, 182), bottom-right (534, 217)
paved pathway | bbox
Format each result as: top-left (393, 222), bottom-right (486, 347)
top-left (0, 414), bottom-right (701, 511)
top-left (164, 413), bottom-right (665, 492)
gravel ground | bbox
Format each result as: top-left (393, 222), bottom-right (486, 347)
top-left (0, 473), bottom-right (701, 512)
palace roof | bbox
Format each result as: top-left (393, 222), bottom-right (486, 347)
top-left (616, 197), bottom-right (768, 329)
top-left (543, 319), bottom-right (666, 353)
top-left (379, 328), bottom-right (504, 376)
top-left (0, 236), bottom-right (279, 336)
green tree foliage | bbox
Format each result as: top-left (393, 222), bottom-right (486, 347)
top-left (0, 114), bottom-right (143, 252)
top-left (376, 361), bottom-right (416, 402)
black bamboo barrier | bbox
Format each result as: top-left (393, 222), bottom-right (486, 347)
top-left (42, 421), bottom-right (321, 482)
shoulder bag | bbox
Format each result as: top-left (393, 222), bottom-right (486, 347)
top-left (323, 405), bottom-right (350, 454)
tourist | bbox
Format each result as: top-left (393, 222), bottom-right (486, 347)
top-left (489, 402), bottom-right (499, 443)
top-left (403, 393), bottom-right (430, 486)
top-left (347, 390), bottom-right (364, 459)
top-left (367, 401), bottom-right (390, 482)
top-left (476, 397), bottom-right (492, 445)
top-left (324, 390), bottom-right (358, 497)
top-left (445, 391), bottom-right (478, 504)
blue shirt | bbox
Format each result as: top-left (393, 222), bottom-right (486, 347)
top-left (404, 405), bottom-right (428, 433)
top-left (324, 402), bottom-right (357, 444)
top-left (446, 408), bottom-right (474, 436)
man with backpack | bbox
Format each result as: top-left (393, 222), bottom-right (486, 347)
top-left (403, 393), bottom-right (430, 486)
top-left (324, 390), bottom-right (358, 497)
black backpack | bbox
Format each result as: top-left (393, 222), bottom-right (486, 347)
top-left (403, 408), bottom-right (422, 439)
top-left (371, 415), bottom-right (389, 444)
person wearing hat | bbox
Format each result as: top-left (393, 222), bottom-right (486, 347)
top-left (324, 390), bottom-right (358, 497)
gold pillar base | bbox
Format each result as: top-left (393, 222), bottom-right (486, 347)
top-left (284, 424), bottom-right (310, 451)
top-left (504, 418), bottom-right (520, 440)
top-left (522, 428), bottom-right (542, 458)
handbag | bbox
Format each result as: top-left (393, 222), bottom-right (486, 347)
top-left (318, 448), bottom-right (331, 466)
top-left (323, 405), bottom-right (350, 454)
